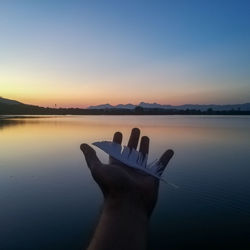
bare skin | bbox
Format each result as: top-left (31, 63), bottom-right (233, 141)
top-left (80, 128), bottom-right (174, 250)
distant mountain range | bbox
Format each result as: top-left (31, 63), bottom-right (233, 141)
top-left (88, 101), bottom-right (250, 111)
top-left (1, 97), bottom-right (250, 115)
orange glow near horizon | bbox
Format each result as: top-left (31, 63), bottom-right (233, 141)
top-left (1, 91), bottom-right (247, 109)
top-left (1, 48), bottom-right (249, 107)
top-left (1, 63), bottom-right (249, 107)
top-left (0, 92), bottom-right (221, 108)
top-left (2, 88), bottom-right (247, 108)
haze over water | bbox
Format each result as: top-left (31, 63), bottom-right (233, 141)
top-left (1, 115), bottom-right (250, 249)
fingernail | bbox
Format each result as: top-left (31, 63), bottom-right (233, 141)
top-left (132, 127), bottom-right (140, 134)
top-left (168, 149), bottom-right (174, 157)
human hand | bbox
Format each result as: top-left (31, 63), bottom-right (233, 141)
top-left (80, 128), bottom-right (174, 217)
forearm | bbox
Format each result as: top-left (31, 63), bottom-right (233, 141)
top-left (87, 197), bottom-right (149, 250)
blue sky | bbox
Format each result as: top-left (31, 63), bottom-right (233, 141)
top-left (0, 0), bottom-right (249, 107)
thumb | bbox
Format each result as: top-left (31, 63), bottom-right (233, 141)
top-left (80, 143), bottom-right (102, 170)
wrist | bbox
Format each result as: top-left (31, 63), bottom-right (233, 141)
top-left (103, 195), bottom-right (150, 220)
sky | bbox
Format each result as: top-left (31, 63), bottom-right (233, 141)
top-left (0, 0), bottom-right (250, 108)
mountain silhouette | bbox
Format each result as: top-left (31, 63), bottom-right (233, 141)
top-left (1, 97), bottom-right (250, 115)
top-left (89, 101), bottom-right (250, 111)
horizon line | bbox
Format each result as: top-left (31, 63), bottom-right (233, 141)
top-left (1, 96), bottom-right (250, 109)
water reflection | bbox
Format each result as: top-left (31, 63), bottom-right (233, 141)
top-left (0, 116), bottom-right (250, 249)
top-left (0, 119), bottom-right (26, 130)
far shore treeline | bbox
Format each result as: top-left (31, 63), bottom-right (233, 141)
top-left (1, 102), bottom-right (250, 116)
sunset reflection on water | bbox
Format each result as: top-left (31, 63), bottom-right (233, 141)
top-left (1, 115), bottom-right (250, 249)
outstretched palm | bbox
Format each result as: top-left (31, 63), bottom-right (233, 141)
top-left (80, 128), bottom-right (174, 216)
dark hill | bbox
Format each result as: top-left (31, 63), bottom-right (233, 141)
top-left (0, 97), bottom-right (23, 105)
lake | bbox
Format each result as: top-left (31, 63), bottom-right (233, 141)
top-left (0, 115), bottom-right (250, 249)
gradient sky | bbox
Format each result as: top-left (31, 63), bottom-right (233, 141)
top-left (0, 0), bottom-right (250, 107)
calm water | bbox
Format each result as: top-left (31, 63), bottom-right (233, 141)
top-left (0, 116), bottom-right (250, 249)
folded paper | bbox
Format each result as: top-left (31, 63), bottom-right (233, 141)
top-left (92, 141), bottom-right (167, 181)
